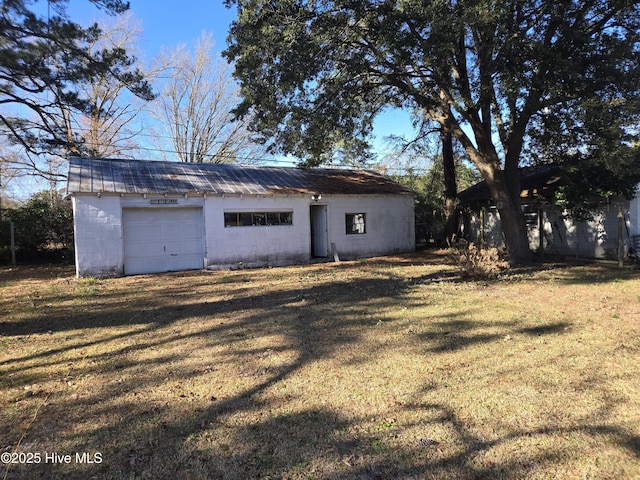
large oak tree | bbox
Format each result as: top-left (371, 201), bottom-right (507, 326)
top-left (224, 0), bottom-right (640, 264)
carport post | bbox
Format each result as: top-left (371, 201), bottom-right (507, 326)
top-left (480, 207), bottom-right (485, 249)
top-left (617, 204), bottom-right (624, 268)
top-left (10, 221), bottom-right (16, 267)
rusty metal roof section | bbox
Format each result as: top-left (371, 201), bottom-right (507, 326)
top-left (458, 164), bottom-right (563, 205)
top-left (66, 157), bottom-right (414, 196)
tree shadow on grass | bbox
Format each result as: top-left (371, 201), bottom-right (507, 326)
top-left (418, 318), bottom-right (573, 353)
top-left (0, 272), bottom-right (408, 337)
top-left (11, 386), bottom-right (637, 480)
top-left (520, 261), bottom-right (640, 285)
top-left (0, 270), bottom-right (408, 408)
top-left (518, 322), bottom-right (572, 336)
top-left (1, 258), bottom-right (637, 479)
top-left (4, 274), bottom-right (415, 408)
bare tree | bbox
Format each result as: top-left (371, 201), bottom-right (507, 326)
top-left (70, 12), bottom-right (153, 158)
top-left (0, 143), bottom-right (36, 209)
top-left (153, 33), bottom-right (265, 164)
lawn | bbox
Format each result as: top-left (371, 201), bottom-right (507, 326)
top-left (1, 252), bottom-right (639, 479)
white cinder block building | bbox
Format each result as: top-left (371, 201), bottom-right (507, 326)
top-left (66, 158), bottom-right (415, 277)
top-left (458, 165), bottom-right (640, 259)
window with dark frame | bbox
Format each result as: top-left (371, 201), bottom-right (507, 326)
top-left (224, 211), bottom-right (293, 227)
top-left (346, 213), bottom-right (366, 234)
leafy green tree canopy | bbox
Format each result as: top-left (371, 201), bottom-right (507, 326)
top-left (530, 95), bottom-right (640, 221)
top-left (225, 0), bottom-right (640, 264)
top-left (0, 0), bottom-right (154, 157)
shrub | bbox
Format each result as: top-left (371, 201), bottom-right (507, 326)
top-left (453, 242), bottom-right (509, 279)
top-left (2, 191), bottom-right (73, 254)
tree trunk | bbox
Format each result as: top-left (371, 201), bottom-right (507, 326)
top-left (441, 128), bottom-right (458, 245)
top-left (485, 168), bottom-right (532, 265)
top-left (438, 108), bottom-right (532, 265)
top-left (497, 198), bottom-right (532, 265)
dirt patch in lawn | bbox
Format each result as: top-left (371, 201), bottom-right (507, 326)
top-left (1, 252), bottom-right (639, 479)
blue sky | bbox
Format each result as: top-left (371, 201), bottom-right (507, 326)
top-left (57, 0), bottom-right (236, 63)
top-left (95, 0), bottom-right (236, 59)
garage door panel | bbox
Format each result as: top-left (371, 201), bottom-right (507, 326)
top-left (173, 210), bottom-right (199, 221)
top-left (165, 239), bottom-right (202, 255)
top-left (126, 224), bottom-right (164, 240)
top-left (165, 254), bottom-right (203, 272)
top-left (127, 241), bottom-right (165, 257)
top-left (123, 208), bottom-right (204, 275)
top-left (123, 209), bottom-right (147, 222)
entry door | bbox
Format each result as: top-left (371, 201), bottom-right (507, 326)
top-left (123, 208), bottom-right (204, 275)
top-left (310, 205), bottom-right (329, 257)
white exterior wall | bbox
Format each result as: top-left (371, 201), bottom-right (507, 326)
top-left (630, 193), bottom-right (640, 240)
top-left (467, 197), bottom-right (636, 259)
top-left (468, 208), bottom-right (503, 248)
top-left (72, 192), bottom-right (415, 276)
top-left (324, 195), bottom-right (415, 260)
top-left (72, 195), bottom-right (124, 277)
top-left (205, 195), bottom-right (311, 269)
top-left (204, 193), bottom-right (414, 268)
top-left (542, 204), bottom-right (621, 258)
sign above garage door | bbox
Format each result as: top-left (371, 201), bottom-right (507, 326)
top-left (123, 208), bottom-right (204, 275)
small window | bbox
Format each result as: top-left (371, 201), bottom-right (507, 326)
top-left (224, 211), bottom-right (293, 227)
top-left (267, 212), bottom-right (280, 225)
top-left (224, 212), bottom-right (240, 226)
top-left (346, 213), bottom-right (366, 234)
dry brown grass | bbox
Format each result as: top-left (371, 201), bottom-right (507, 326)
top-left (1, 252), bottom-right (639, 480)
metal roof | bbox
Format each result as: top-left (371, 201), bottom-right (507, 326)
top-left (458, 164), bottom-right (562, 204)
top-left (66, 157), bottom-right (414, 196)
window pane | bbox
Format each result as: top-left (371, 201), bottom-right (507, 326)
top-left (224, 213), bottom-right (238, 227)
top-left (253, 213), bottom-right (267, 225)
top-left (346, 213), bottom-right (366, 234)
top-left (239, 213), bottom-right (253, 226)
top-left (280, 212), bottom-right (293, 225)
top-left (267, 212), bottom-right (279, 225)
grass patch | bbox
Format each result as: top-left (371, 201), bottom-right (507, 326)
top-left (1, 252), bottom-right (639, 479)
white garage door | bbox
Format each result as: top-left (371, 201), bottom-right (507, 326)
top-left (123, 208), bottom-right (204, 275)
